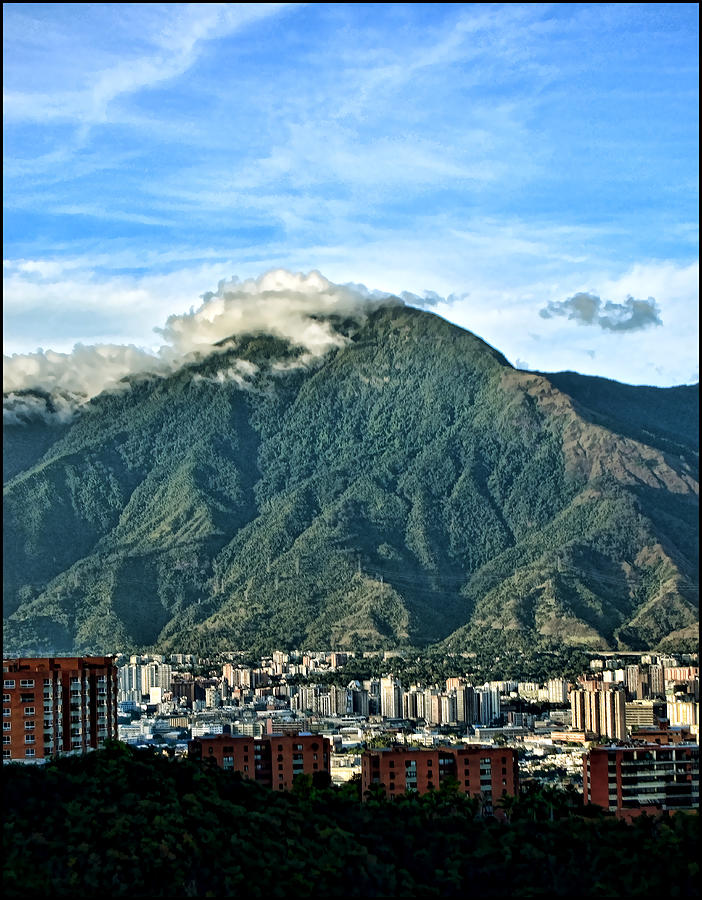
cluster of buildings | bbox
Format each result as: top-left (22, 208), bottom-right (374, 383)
top-left (3, 650), bottom-right (699, 818)
top-left (112, 650), bottom-right (698, 746)
top-left (115, 651), bottom-right (575, 729)
top-left (569, 660), bottom-right (700, 742)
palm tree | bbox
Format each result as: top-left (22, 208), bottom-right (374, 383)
top-left (496, 792), bottom-right (519, 823)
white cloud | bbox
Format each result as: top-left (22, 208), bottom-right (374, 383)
top-left (156, 269), bottom-right (392, 357)
top-left (2, 343), bottom-right (169, 395)
top-left (2, 268), bottom-right (398, 419)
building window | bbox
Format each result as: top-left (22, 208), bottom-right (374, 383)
top-left (2, 736), bottom-right (10, 745)
top-left (3, 710), bottom-right (10, 717)
top-left (24, 735), bottom-right (35, 744)
top-left (24, 721), bottom-right (35, 730)
top-left (25, 748), bottom-right (36, 757)
top-left (24, 707), bottom-right (35, 716)
top-left (3, 694), bottom-right (10, 702)
top-left (2, 723), bottom-right (10, 731)
top-left (20, 680), bottom-right (35, 688)
top-left (3, 681), bottom-right (15, 689)
top-left (3, 749), bottom-right (10, 758)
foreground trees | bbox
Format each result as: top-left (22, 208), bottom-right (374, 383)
top-left (4, 743), bottom-right (698, 897)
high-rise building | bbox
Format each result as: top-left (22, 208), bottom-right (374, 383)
top-left (143, 661), bottom-right (172, 693)
top-left (547, 678), bottom-right (569, 705)
top-left (476, 684), bottom-right (500, 726)
top-left (380, 675), bottom-right (403, 719)
top-left (456, 684), bottom-right (476, 725)
top-left (402, 689), bottom-right (418, 720)
top-left (666, 698), bottom-right (699, 736)
top-left (664, 666), bottom-right (699, 686)
top-left (600, 686), bottom-right (627, 742)
top-left (570, 685), bottom-right (626, 741)
top-left (649, 665), bottom-right (665, 697)
top-left (3, 657), bottom-right (118, 764)
top-left (441, 692), bottom-right (457, 725)
top-left (625, 665), bottom-right (643, 700)
top-left (351, 686), bottom-right (369, 717)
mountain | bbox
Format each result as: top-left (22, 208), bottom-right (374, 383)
top-left (3, 304), bottom-right (699, 656)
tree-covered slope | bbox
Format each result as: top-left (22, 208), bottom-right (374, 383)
top-left (4, 743), bottom-right (699, 898)
top-left (3, 305), bottom-right (698, 655)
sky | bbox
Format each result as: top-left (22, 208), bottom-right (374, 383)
top-left (3, 2), bottom-right (699, 394)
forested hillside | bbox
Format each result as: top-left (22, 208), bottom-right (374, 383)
top-left (3, 744), bottom-right (699, 898)
top-left (3, 305), bottom-right (698, 655)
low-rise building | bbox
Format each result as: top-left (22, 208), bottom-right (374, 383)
top-left (189, 732), bottom-right (331, 791)
top-left (583, 743), bottom-right (699, 814)
top-left (361, 745), bottom-right (518, 813)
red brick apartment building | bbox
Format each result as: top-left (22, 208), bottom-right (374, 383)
top-left (362, 746), bottom-right (519, 811)
top-left (3, 657), bottom-right (118, 763)
top-left (189, 733), bottom-right (331, 790)
top-left (583, 743), bottom-right (699, 816)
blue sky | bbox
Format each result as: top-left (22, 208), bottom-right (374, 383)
top-left (3, 2), bottom-right (699, 390)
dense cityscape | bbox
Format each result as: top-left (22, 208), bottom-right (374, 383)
top-left (4, 647), bottom-right (698, 817)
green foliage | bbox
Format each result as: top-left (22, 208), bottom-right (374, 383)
top-left (3, 745), bottom-right (698, 897)
top-left (3, 305), bottom-right (698, 656)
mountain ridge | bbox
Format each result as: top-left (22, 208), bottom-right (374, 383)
top-left (3, 304), bottom-right (698, 656)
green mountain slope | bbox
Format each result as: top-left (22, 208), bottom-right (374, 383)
top-left (3, 305), bottom-right (699, 655)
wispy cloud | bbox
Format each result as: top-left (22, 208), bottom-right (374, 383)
top-left (3, 4), bottom-right (293, 128)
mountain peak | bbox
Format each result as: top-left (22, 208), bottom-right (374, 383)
top-left (3, 309), bottom-right (698, 657)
